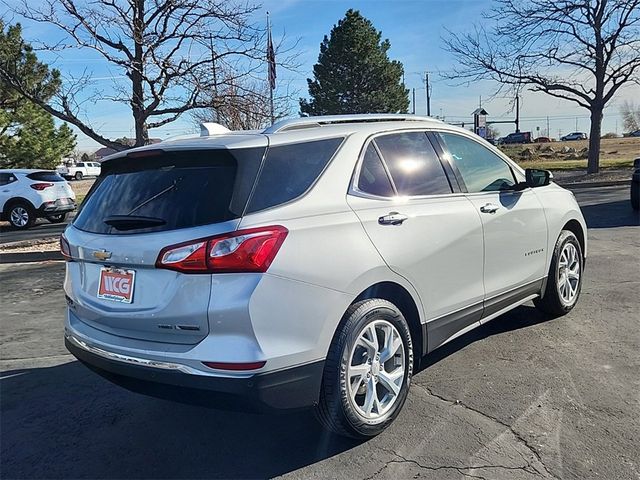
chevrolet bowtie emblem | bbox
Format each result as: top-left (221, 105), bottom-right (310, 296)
top-left (93, 250), bottom-right (112, 261)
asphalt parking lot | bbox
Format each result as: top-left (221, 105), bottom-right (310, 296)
top-left (1, 186), bottom-right (638, 480)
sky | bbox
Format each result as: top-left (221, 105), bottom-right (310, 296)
top-left (6, 0), bottom-right (640, 151)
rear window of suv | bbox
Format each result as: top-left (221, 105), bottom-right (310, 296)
top-left (73, 149), bottom-right (264, 234)
top-left (74, 138), bottom-right (343, 234)
top-left (246, 137), bottom-right (344, 213)
top-left (26, 171), bottom-right (66, 182)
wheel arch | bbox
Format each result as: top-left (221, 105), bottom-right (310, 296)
top-left (562, 219), bottom-right (586, 262)
top-left (353, 281), bottom-right (425, 368)
top-left (1, 197), bottom-right (36, 219)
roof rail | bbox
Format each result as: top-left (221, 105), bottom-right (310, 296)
top-left (263, 114), bottom-right (440, 134)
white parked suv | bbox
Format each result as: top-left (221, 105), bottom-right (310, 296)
top-left (57, 161), bottom-right (101, 181)
top-left (0, 170), bottom-right (76, 229)
top-left (62, 115), bottom-right (587, 438)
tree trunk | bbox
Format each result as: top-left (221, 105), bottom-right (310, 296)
top-left (587, 104), bottom-right (603, 174)
top-left (131, 0), bottom-right (148, 147)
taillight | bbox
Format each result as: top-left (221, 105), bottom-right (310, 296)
top-left (156, 226), bottom-right (288, 274)
top-left (60, 234), bottom-right (72, 261)
top-left (30, 182), bottom-right (54, 190)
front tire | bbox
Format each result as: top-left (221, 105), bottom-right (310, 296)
top-left (74, 171), bottom-right (83, 181)
top-left (8, 203), bottom-right (36, 230)
top-left (534, 230), bottom-right (583, 316)
top-left (315, 299), bottom-right (413, 438)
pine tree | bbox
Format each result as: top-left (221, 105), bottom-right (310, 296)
top-left (300, 10), bottom-right (409, 115)
top-left (0, 22), bottom-right (76, 169)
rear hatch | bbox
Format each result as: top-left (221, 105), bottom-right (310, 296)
top-left (64, 146), bottom-right (265, 344)
top-left (26, 171), bottom-right (75, 203)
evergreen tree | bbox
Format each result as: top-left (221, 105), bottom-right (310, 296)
top-left (300, 10), bottom-right (409, 115)
top-left (0, 22), bottom-right (76, 169)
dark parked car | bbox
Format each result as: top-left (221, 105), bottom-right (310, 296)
top-left (501, 132), bottom-right (532, 144)
top-left (534, 136), bottom-right (551, 143)
top-left (625, 130), bottom-right (640, 138)
top-left (631, 157), bottom-right (640, 210)
top-left (561, 132), bottom-right (588, 141)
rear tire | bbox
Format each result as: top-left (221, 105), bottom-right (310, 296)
top-left (8, 202), bottom-right (35, 230)
top-left (45, 213), bottom-right (67, 223)
top-left (534, 230), bottom-right (583, 317)
top-left (315, 299), bottom-right (413, 439)
top-left (74, 171), bottom-right (83, 181)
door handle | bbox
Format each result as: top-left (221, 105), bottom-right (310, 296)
top-left (378, 212), bottom-right (408, 225)
top-left (480, 203), bottom-right (500, 214)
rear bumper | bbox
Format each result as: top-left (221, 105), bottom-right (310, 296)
top-left (37, 200), bottom-right (76, 215)
top-left (65, 333), bottom-right (324, 412)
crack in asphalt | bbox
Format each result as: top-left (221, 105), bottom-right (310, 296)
top-left (411, 382), bottom-right (560, 479)
top-left (364, 448), bottom-right (544, 480)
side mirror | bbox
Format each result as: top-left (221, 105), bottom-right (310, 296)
top-left (525, 168), bottom-right (552, 188)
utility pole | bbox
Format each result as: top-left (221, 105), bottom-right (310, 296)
top-left (425, 72), bottom-right (431, 116)
top-left (209, 35), bottom-right (219, 123)
top-left (546, 116), bottom-right (550, 137)
top-left (515, 94), bottom-right (520, 133)
top-left (412, 88), bottom-right (416, 115)
top-left (575, 117), bottom-right (578, 131)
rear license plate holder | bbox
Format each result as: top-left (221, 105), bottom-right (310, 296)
top-left (97, 267), bottom-right (135, 303)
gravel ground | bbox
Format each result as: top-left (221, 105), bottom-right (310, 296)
top-left (0, 238), bottom-right (59, 253)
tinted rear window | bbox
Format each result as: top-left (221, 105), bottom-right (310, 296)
top-left (73, 149), bottom-right (264, 234)
top-left (246, 138), bottom-right (343, 213)
top-left (26, 171), bottom-right (65, 182)
top-left (357, 144), bottom-right (395, 197)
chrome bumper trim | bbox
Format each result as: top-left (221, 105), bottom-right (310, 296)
top-left (65, 332), bottom-right (195, 374)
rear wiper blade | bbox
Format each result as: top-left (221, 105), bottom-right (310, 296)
top-left (103, 215), bottom-right (166, 231)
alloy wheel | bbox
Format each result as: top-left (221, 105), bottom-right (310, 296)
top-left (346, 319), bottom-right (405, 421)
top-left (10, 207), bottom-right (29, 227)
top-left (557, 242), bottom-right (580, 305)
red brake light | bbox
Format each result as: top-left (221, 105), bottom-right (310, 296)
top-left (156, 226), bottom-right (288, 274)
top-left (202, 361), bottom-right (266, 371)
top-left (60, 234), bottom-right (72, 260)
top-left (30, 182), bottom-right (54, 190)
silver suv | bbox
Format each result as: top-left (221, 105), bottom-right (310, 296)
top-left (63, 115), bottom-right (587, 438)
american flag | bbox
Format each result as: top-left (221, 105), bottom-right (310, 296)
top-left (267, 23), bottom-right (276, 90)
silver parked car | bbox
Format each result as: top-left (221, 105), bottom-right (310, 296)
top-left (63, 115), bottom-right (587, 438)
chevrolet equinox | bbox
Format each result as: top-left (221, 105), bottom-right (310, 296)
top-left (63, 114), bottom-right (587, 438)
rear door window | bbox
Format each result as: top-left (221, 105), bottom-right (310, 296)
top-left (373, 132), bottom-right (452, 196)
top-left (356, 144), bottom-right (395, 197)
top-left (246, 137), bottom-right (343, 213)
top-left (73, 148), bottom-right (264, 234)
top-left (0, 173), bottom-right (16, 185)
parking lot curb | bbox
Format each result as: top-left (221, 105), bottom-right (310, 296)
top-left (559, 179), bottom-right (631, 189)
top-left (0, 251), bottom-right (64, 264)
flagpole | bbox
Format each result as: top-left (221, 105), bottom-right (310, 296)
top-left (267, 11), bottom-right (275, 125)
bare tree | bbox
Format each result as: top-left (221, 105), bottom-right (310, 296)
top-left (1, 0), bottom-right (277, 151)
top-left (444, 0), bottom-right (640, 173)
top-left (620, 100), bottom-right (640, 132)
top-left (192, 69), bottom-right (295, 130)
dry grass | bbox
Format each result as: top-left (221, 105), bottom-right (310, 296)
top-left (500, 136), bottom-right (640, 169)
top-left (515, 157), bottom-right (634, 171)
